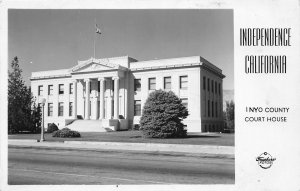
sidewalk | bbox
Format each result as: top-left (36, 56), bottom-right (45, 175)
top-left (8, 139), bottom-right (234, 158)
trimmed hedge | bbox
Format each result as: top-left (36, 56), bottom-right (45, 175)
top-left (47, 123), bottom-right (59, 133)
top-left (52, 128), bottom-right (81, 138)
top-left (140, 90), bottom-right (188, 138)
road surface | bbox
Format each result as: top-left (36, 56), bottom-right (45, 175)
top-left (8, 147), bottom-right (234, 185)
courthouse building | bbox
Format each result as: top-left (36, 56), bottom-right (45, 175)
top-left (31, 56), bottom-right (225, 132)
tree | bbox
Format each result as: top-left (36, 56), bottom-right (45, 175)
top-left (140, 90), bottom-right (189, 138)
top-left (224, 100), bottom-right (235, 132)
top-left (8, 57), bottom-right (41, 134)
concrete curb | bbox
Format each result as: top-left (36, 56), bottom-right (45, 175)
top-left (64, 141), bottom-right (234, 155)
top-left (8, 139), bottom-right (234, 156)
top-left (8, 145), bottom-right (234, 159)
top-left (8, 139), bottom-right (38, 143)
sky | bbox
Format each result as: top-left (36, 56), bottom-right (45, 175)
top-left (8, 9), bottom-right (233, 89)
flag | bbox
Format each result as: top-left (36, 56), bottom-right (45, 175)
top-left (95, 24), bottom-right (101, 34)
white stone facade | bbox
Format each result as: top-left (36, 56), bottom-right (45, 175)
top-left (31, 56), bottom-right (225, 132)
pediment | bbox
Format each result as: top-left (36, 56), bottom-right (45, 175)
top-left (70, 58), bottom-right (120, 73)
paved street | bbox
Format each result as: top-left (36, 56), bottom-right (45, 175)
top-left (8, 147), bottom-right (234, 185)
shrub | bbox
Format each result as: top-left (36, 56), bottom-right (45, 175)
top-left (140, 90), bottom-right (188, 138)
top-left (47, 123), bottom-right (59, 133)
top-left (132, 124), bottom-right (140, 131)
top-left (52, 128), bottom-right (81, 138)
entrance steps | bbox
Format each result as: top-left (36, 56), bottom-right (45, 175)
top-left (65, 119), bottom-right (114, 132)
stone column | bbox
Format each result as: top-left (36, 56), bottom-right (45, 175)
top-left (113, 77), bottom-right (119, 119)
top-left (99, 77), bottom-right (105, 119)
top-left (84, 79), bottom-right (90, 120)
top-left (73, 80), bottom-right (77, 119)
top-left (91, 80), bottom-right (98, 120)
top-left (106, 79), bottom-right (113, 119)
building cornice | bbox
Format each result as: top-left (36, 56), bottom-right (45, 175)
top-left (131, 61), bottom-right (225, 78)
top-left (30, 74), bottom-right (71, 81)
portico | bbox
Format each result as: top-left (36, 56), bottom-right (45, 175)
top-left (71, 76), bottom-right (120, 121)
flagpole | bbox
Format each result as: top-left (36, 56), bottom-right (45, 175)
top-left (93, 18), bottom-right (96, 58)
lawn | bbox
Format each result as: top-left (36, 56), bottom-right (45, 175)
top-left (8, 131), bottom-right (234, 146)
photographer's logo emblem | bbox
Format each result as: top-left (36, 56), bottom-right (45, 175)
top-left (256, 152), bottom-right (276, 169)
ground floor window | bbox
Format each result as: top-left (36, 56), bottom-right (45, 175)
top-left (134, 100), bottom-right (141, 116)
top-left (69, 102), bottom-right (73, 116)
top-left (208, 100), bottom-right (210, 117)
top-left (58, 102), bottom-right (64, 116)
top-left (181, 98), bottom-right (188, 109)
top-left (48, 103), bottom-right (53, 116)
top-left (215, 102), bottom-right (218, 117)
top-left (212, 101), bottom-right (214, 117)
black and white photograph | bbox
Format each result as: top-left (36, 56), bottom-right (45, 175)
top-left (1, 0), bottom-right (300, 191)
top-left (7, 9), bottom-right (234, 185)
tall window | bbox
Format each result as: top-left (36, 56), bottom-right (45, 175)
top-left (211, 80), bottom-right (214, 93)
top-left (48, 103), bottom-right (53, 116)
top-left (134, 79), bottom-right (141, 91)
top-left (164, 77), bottom-right (171, 90)
top-left (48, 85), bottom-right (53, 95)
top-left (219, 83), bottom-right (221, 95)
top-left (180, 76), bottom-right (188, 90)
top-left (69, 83), bottom-right (73, 94)
top-left (215, 101), bottom-right (218, 117)
top-left (38, 85), bottom-right (43, 96)
top-left (181, 98), bottom-right (188, 109)
top-left (58, 102), bottom-right (64, 116)
top-left (207, 78), bottom-right (210, 91)
top-left (90, 82), bottom-right (92, 93)
top-left (69, 102), bottom-right (73, 116)
top-left (134, 100), bottom-right (141, 116)
top-left (215, 81), bottom-right (217, 93)
top-left (212, 101), bottom-right (214, 117)
top-left (149, 78), bottom-right (156, 90)
top-left (208, 100), bottom-right (210, 117)
top-left (59, 84), bottom-right (64, 94)
top-left (203, 76), bottom-right (206, 90)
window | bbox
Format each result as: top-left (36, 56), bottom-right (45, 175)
top-left (180, 76), bottom-right (188, 90)
top-left (38, 85), bottom-right (43, 96)
top-left (69, 83), bottom-right (73, 94)
top-left (69, 102), bottom-right (73, 116)
top-left (219, 83), bottom-right (221, 95)
top-left (211, 80), bottom-right (214, 93)
top-left (134, 79), bottom-right (141, 91)
top-left (208, 100), bottom-right (210, 117)
top-left (203, 76), bottom-right (206, 90)
top-left (164, 77), bottom-right (171, 90)
top-left (90, 82), bottom-right (92, 93)
top-left (58, 102), bottom-right (64, 116)
top-left (134, 100), bottom-right (141, 116)
top-left (48, 103), bottom-right (53, 116)
top-left (59, 84), bottom-right (64, 94)
top-left (181, 98), bottom-right (188, 109)
top-left (212, 101), bottom-right (214, 117)
top-left (207, 78), bottom-right (210, 91)
top-left (215, 81), bottom-right (217, 93)
top-left (149, 78), bottom-right (156, 90)
top-left (48, 85), bottom-right (53, 95)
top-left (215, 101), bottom-right (218, 117)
